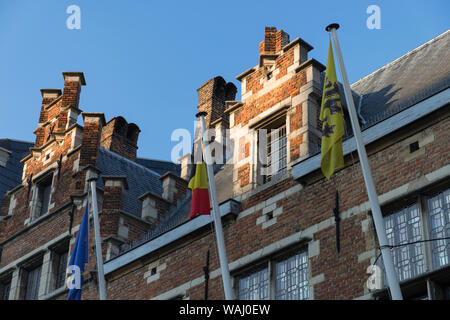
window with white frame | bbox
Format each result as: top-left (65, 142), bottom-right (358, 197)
top-left (257, 114), bottom-right (288, 184)
top-left (378, 186), bottom-right (450, 296)
top-left (236, 249), bottom-right (309, 300)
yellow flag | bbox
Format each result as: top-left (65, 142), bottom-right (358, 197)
top-left (320, 39), bottom-right (345, 179)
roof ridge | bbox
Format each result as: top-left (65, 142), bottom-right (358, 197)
top-left (351, 29), bottom-right (450, 88)
top-left (137, 157), bottom-right (179, 164)
top-left (0, 138), bottom-right (34, 145)
top-left (99, 147), bottom-right (162, 177)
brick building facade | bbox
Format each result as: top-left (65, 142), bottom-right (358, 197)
top-left (0, 27), bottom-right (449, 300)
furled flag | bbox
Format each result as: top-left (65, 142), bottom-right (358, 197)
top-left (320, 39), bottom-right (345, 179)
top-left (67, 200), bottom-right (89, 300)
top-left (188, 162), bottom-right (211, 219)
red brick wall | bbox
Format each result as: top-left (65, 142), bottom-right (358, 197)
top-left (65, 114), bottom-right (449, 301)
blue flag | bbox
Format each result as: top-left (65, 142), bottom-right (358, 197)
top-left (67, 200), bottom-right (89, 300)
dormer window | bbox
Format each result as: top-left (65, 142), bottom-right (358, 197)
top-left (257, 113), bottom-right (288, 184)
top-left (0, 148), bottom-right (10, 167)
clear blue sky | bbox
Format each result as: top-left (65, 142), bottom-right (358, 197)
top-left (0, 0), bottom-right (448, 161)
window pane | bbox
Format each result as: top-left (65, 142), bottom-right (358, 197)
top-left (1, 281), bottom-right (11, 300)
top-left (428, 189), bottom-right (450, 269)
top-left (238, 268), bottom-right (269, 300)
top-left (275, 250), bottom-right (309, 300)
top-left (264, 124), bottom-right (287, 183)
top-left (40, 184), bottom-right (51, 216)
top-left (382, 204), bottom-right (425, 283)
top-left (55, 251), bottom-right (68, 289)
top-left (25, 265), bottom-right (42, 300)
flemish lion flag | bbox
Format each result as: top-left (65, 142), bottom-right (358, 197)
top-left (320, 39), bottom-right (345, 179)
top-left (188, 162), bottom-right (211, 219)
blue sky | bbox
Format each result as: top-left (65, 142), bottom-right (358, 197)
top-left (0, 0), bottom-right (448, 161)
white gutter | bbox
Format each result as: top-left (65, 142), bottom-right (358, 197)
top-left (293, 88), bottom-right (450, 180)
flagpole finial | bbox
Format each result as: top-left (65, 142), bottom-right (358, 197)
top-left (196, 111), bottom-right (208, 118)
top-left (326, 23), bottom-right (340, 32)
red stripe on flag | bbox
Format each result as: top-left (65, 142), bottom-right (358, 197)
top-left (190, 188), bottom-right (210, 219)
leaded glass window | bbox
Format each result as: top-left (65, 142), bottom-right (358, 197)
top-left (238, 268), bottom-right (268, 300)
top-left (384, 204), bottom-right (425, 282)
top-left (237, 248), bottom-right (309, 300)
top-left (275, 250), bottom-right (309, 300)
top-left (428, 189), bottom-right (450, 269)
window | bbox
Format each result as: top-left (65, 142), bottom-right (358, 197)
top-left (275, 250), bottom-right (309, 300)
top-left (24, 265), bottom-right (42, 300)
top-left (32, 173), bottom-right (53, 219)
top-left (54, 251), bottom-right (68, 289)
top-left (48, 240), bottom-right (70, 293)
top-left (238, 268), bottom-right (269, 300)
top-left (428, 189), bottom-right (450, 269)
top-left (237, 249), bottom-right (309, 300)
top-left (384, 204), bottom-right (425, 282)
top-left (379, 187), bottom-right (450, 293)
top-left (0, 279), bottom-right (11, 300)
top-left (258, 115), bottom-right (287, 184)
top-left (0, 148), bottom-right (10, 167)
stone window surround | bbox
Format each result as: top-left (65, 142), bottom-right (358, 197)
top-left (372, 183), bottom-right (450, 299)
top-left (28, 167), bottom-right (57, 224)
top-left (249, 104), bottom-right (291, 188)
top-left (0, 235), bottom-right (72, 300)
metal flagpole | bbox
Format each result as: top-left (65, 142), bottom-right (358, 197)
top-left (196, 111), bottom-right (235, 300)
top-left (326, 23), bottom-right (403, 300)
top-left (88, 175), bottom-right (107, 300)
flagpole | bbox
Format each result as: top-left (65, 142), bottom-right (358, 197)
top-left (196, 111), bottom-right (235, 300)
top-left (88, 176), bottom-right (107, 300)
top-left (325, 23), bottom-right (403, 300)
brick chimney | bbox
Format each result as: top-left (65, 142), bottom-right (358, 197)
top-left (59, 72), bottom-right (86, 131)
top-left (259, 27), bottom-right (290, 55)
top-left (34, 72), bottom-right (85, 148)
top-left (101, 176), bottom-right (128, 214)
top-left (80, 113), bottom-right (106, 166)
top-left (197, 77), bottom-right (237, 128)
top-left (100, 117), bottom-right (141, 162)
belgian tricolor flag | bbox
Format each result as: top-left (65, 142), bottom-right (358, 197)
top-left (188, 162), bottom-right (211, 219)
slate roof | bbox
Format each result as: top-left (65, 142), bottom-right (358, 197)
top-left (136, 158), bottom-right (181, 176)
top-left (0, 139), bottom-right (33, 205)
top-left (96, 147), bottom-right (163, 218)
top-left (351, 29), bottom-right (450, 128)
top-left (111, 163), bottom-right (228, 259)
